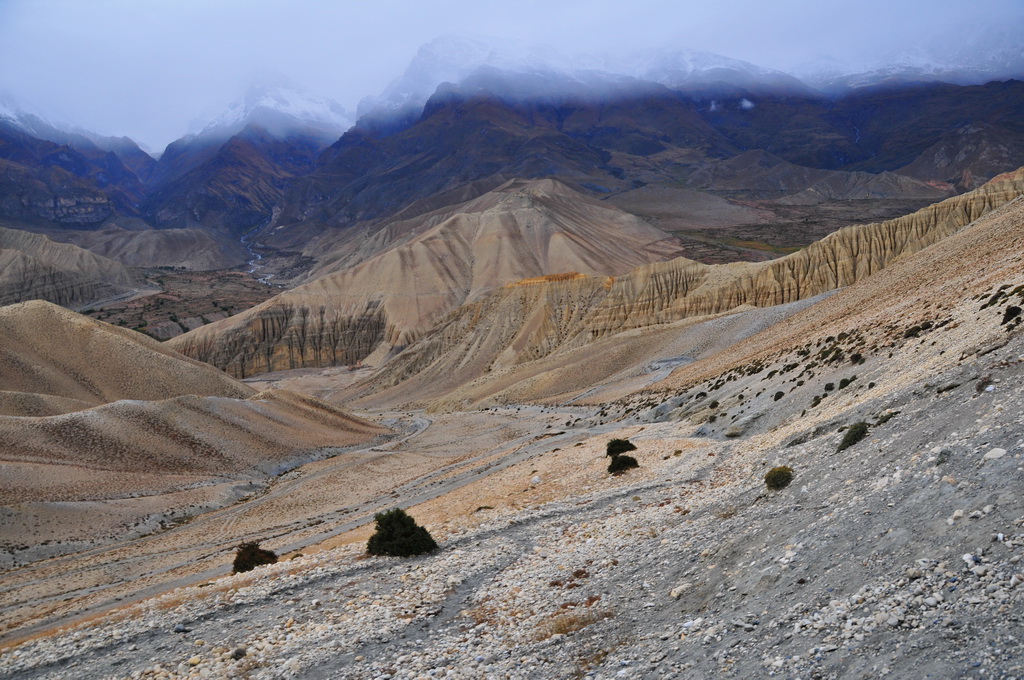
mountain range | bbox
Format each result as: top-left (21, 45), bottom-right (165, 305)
top-left (2, 31), bottom-right (1024, 677)
top-left (0, 38), bottom-right (1020, 289)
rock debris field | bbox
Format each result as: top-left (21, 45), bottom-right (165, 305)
top-left (2, 322), bottom-right (1023, 679)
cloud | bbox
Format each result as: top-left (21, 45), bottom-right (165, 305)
top-left (0, 0), bottom-right (1020, 150)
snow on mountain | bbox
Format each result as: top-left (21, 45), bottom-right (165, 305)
top-left (196, 79), bottom-right (355, 141)
top-left (0, 92), bottom-right (72, 138)
top-left (793, 17), bottom-right (1024, 91)
top-left (356, 36), bottom-right (596, 120)
top-left (614, 48), bottom-right (813, 94)
top-left (357, 36), bottom-right (816, 124)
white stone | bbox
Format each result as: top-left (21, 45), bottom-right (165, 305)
top-left (983, 448), bottom-right (1007, 461)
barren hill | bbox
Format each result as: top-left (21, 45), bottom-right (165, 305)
top-left (0, 301), bottom-right (386, 569)
top-left (0, 388), bottom-right (384, 506)
top-left (169, 178), bottom-right (687, 376)
top-left (0, 300), bottom-right (250, 411)
top-left (349, 168), bottom-right (1024, 408)
top-left (3, 161), bottom-right (1022, 679)
top-left (49, 225), bottom-right (245, 270)
top-left (0, 227), bottom-right (143, 308)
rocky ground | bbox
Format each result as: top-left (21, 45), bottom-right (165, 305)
top-left (2, 192), bottom-right (1022, 679)
top-left (1, 285), bottom-right (1021, 679)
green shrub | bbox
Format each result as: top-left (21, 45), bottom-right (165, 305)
top-left (606, 438), bottom-right (637, 457)
top-left (608, 454), bottom-right (639, 475)
top-left (367, 508), bottom-right (438, 557)
top-left (837, 422), bottom-right (870, 452)
top-left (764, 465), bottom-right (794, 490)
top-left (773, 391), bottom-right (785, 401)
top-left (233, 541), bottom-right (278, 574)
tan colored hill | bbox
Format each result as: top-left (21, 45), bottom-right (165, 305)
top-left (170, 178), bottom-right (688, 377)
top-left (0, 227), bottom-right (143, 308)
top-left (0, 300), bottom-right (251, 411)
top-left (52, 225), bottom-right (244, 270)
top-left (353, 168), bottom-right (1024, 408)
top-left (0, 301), bottom-right (386, 566)
top-left (0, 388), bottom-right (384, 505)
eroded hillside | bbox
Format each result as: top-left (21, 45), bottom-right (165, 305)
top-left (2, 153), bottom-right (1021, 680)
top-left (0, 227), bottom-right (145, 308)
top-left (169, 179), bottom-right (688, 376)
top-left (351, 169), bottom-right (1024, 407)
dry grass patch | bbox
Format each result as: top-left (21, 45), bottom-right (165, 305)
top-left (534, 608), bottom-right (613, 641)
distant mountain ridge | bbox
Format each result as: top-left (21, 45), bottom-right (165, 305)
top-left (0, 38), bottom-right (1021, 282)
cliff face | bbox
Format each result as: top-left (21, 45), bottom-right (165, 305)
top-left (361, 169), bottom-right (1024, 398)
top-left (169, 179), bottom-right (687, 376)
top-left (589, 168), bottom-right (1023, 335)
top-left (0, 227), bottom-right (142, 308)
top-left (173, 170), bottom-right (1024, 383)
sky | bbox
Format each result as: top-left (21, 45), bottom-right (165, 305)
top-left (1, 0), bottom-right (1022, 151)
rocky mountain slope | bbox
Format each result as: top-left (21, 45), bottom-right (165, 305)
top-left (0, 300), bottom-right (248, 409)
top-left (0, 227), bottom-right (144, 308)
top-left (168, 179), bottom-right (688, 376)
top-left (0, 300), bottom-right (385, 568)
top-left (238, 169), bottom-right (1022, 405)
top-left (2, 152), bottom-right (1021, 680)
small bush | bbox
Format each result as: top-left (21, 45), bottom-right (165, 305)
top-left (608, 454), bottom-right (639, 475)
top-left (764, 465), bottom-right (794, 490)
top-left (233, 541), bottom-right (278, 574)
top-left (773, 391), bottom-right (785, 401)
top-left (367, 508), bottom-right (438, 557)
top-left (837, 422), bottom-right (870, 452)
top-left (606, 438), bottom-right (637, 457)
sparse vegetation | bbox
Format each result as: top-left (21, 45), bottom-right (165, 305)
top-left (534, 607), bottom-right (611, 641)
top-left (608, 454), bottom-right (639, 475)
top-left (1003, 305), bottom-right (1021, 325)
top-left (367, 508), bottom-right (438, 557)
top-left (764, 465), bottom-right (794, 490)
top-left (837, 422), bottom-right (870, 451)
top-left (232, 541), bottom-right (278, 574)
top-left (605, 438), bottom-right (637, 456)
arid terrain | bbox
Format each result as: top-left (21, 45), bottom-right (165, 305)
top-left (2, 30), bottom-right (1024, 676)
top-left (0, 174), bottom-right (1021, 678)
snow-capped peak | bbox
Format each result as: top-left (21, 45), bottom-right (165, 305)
top-left (357, 36), bottom-right (815, 122)
top-left (358, 35), bottom-right (595, 118)
top-left (196, 78), bottom-right (355, 140)
top-left (0, 91), bottom-right (69, 136)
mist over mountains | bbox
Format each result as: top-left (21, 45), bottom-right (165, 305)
top-left (5, 29), bottom-right (1024, 154)
top-left (3, 8), bottom-right (1024, 677)
top-left (1, 32), bottom-right (1022, 314)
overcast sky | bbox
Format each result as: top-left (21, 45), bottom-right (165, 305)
top-left (1, 0), bottom-right (1021, 151)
